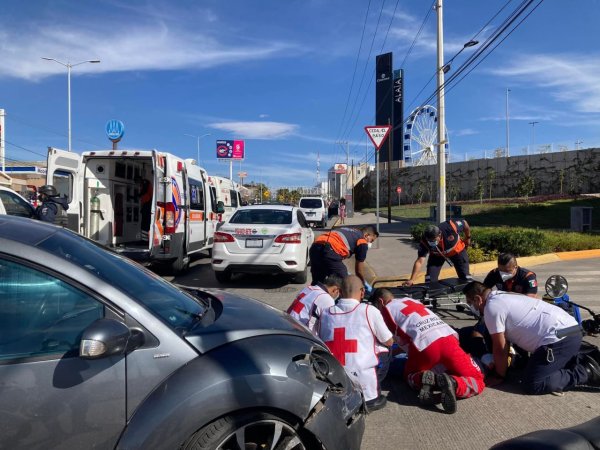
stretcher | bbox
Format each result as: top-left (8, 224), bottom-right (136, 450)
top-left (372, 277), bottom-right (473, 313)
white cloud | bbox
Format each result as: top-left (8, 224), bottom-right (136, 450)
top-left (454, 128), bottom-right (478, 137)
top-left (490, 54), bottom-right (600, 113)
top-left (208, 121), bottom-right (299, 140)
top-left (0, 20), bottom-right (293, 81)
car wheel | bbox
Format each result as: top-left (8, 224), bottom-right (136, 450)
top-left (215, 270), bottom-right (232, 283)
top-left (183, 411), bottom-right (308, 450)
top-left (171, 253), bottom-right (189, 274)
top-left (321, 218), bottom-right (327, 228)
top-left (293, 260), bottom-right (309, 284)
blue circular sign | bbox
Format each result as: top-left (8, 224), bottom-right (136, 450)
top-left (106, 120), bottom-right (125, 142)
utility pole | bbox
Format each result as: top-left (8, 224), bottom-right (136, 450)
top-left (436, 0), bottom-right (447, 223)
top-left (575, 140), bottom-right (583, 150)
top-left (529, 121), bottom-right (539, 152)
top-left (387, 118), bottom-right (392, 224)
top-left (506, 88), bottom-right (511, 157)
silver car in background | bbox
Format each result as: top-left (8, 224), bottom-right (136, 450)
top-left (0, 215), bottom-right (364, 450)
top-left (211, 204), bottom-right (314, 283)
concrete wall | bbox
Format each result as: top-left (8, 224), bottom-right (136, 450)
top-left (355, 148), bottom-right (600, 208)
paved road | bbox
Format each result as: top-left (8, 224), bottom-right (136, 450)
top-left (168, 214), bottom-right (600, 450)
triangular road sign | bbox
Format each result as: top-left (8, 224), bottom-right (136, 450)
top-left (364, 126), bottom-right (392, 150)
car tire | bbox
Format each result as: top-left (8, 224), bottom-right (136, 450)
top-left (293, 259), bottom-right (309, 284)
top-left (215, 270), bottom-right (232, 283)
top-left (171, 253), bottom-right (189, 274)
top-left (182, 411), bottom-right (309, 450)
top-left (321, 218), bottom-right (327, 228)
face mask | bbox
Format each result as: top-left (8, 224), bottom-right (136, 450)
top-left (499, 271), bottom-right (514, 282)
top-left (367, 242), bottom-right (373, 249)
top-left (467, 304), bottom-right (481, 318)
top-left (427, 240), bottom-right (438, 247)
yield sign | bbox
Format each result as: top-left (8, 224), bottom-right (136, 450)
top-left (364, 126), bottom-right (391, 151)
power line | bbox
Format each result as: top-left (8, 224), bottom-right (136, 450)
top-left (335, 0), bottom-right (373, 140)
top-left (338, 0), bottom-right (388, 140)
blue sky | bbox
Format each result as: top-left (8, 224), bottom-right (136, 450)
top-left (1, 0), bottom-right (599, 188)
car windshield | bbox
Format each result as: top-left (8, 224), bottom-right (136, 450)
top-left (300, 199), bottom-right (323, 209)
top-left (36, 229), bottom-right (209, 336)
top-left (230, 209), bottom-right (292, 225)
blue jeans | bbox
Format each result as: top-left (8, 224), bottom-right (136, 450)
top-left (523, 334), bottom-right (588, 394)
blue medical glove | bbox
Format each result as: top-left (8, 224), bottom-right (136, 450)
top-left (364, 281), bottom-right (373, 294)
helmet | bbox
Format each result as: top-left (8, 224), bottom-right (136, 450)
top-left (423, 225), bottom-right (441, 241)
top-left (38, 185), bottom-right (58, 197)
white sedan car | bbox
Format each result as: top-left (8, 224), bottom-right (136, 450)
top-left (212, 204), bottom-right (314, 283)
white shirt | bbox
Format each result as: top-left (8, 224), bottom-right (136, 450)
top-left (333, 298), bottom-right (393, 345)
top-left (484, 291), bottom-right (578, 353)
top-left (287, 284), bottom-right (336, 333)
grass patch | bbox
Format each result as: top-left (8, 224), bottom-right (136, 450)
top-left (364, 196), bottom-right (600, 230)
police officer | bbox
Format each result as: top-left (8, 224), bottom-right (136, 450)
top-left (309, 225), bottom-right (378, 290)
top-left (35, 185), bottom-right (69, 223)
top-left (404, 219), bottom-right (471, 286)
top-left (460, 253), bottom-right (538, 363)
top-left (484, 253), bottom-right (538, 297)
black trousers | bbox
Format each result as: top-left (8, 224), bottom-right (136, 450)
top-left (309, 243), bottom-right (348, 285)
top-left (426, 248), bottom-right (470, 283)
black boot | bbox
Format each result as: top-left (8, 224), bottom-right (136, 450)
top-left (437, 373), bottom-right (458, 414)
top-left (365, 394), bottom-right (387, 412)
top-left (582, 354), bottom-right (600, 386)
top-left (418, 370), bottom-right (437, 405)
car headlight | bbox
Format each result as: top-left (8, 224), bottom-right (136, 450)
top-left (309, 348), bottom-right (348, 390)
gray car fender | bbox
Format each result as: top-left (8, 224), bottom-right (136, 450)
top-left (116, 335), bottom-right (328, 449)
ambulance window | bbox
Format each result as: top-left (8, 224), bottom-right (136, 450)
top-left (52, 171), bottom-right (72, 201)
top-left (230, 190), bottom-right (238, 208)
top-left (190, 180), bottom-right (204, 210)
top-left (115, 162), bottom-right (126, 178)
top-left (210, 187), bottom-right (218, 212)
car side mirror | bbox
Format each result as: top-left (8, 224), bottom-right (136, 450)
top-left (216, 201), bottom-right (225, 214)
top-left (80, 318), bottom-right (144, 359)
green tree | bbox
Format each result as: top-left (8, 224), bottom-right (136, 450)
top-left (516, 175), bottom-right (535, 200)
top-left (486, 168), bottom-right (496, 200)
top-left (475, 180), bottom-right (485, 204)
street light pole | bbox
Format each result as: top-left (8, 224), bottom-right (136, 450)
top-left (528, 121), bottom-right (539, 152)
top-left (436, 0), bottom-right (447, 224)
top-left (41, 58), bottom-right (100, 152)
top-left (506, 88), bottom-right (511, 157)
top-left (184, 133), bottom-right (211, 164)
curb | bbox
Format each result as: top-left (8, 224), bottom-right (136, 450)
top-left (372, 248), bottom-right (600, 287)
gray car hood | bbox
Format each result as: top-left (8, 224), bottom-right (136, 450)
top-left (183, 289), bottom-right (321, 354)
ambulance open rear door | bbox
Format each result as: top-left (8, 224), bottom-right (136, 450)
top-left (46, 147), bottom-right (83, 233)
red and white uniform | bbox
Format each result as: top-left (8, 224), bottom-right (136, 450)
top-left (287, 284), bottom-right (335, 334)
top-left (383, 298), bottom-right (485, 399)
top-left (318, 298), bottom-right (392, 401)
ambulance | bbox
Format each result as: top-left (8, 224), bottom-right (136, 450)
top-left (46, 147), bottom-right (223, 273)
top-left (207, 175), bottom-right (242, 224)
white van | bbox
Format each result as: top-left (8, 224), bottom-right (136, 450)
top-left (298, 196), bottom-right (327, 228)
top-left (207, 176), bottom-right (242, 224)
top-left (46, 147), bottom-right (223, 273)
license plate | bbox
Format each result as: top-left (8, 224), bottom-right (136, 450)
top-left (245, 238), bottom-right (263, 248)
top-left (306, 212), bottom-right (315, 216)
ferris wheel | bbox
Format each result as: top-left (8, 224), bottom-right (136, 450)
top-left (403, 105), bottom-right (449, 166)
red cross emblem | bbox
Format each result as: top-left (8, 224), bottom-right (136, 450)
top-left (325, 327), bottom-right (358, 365)
top-left (287, 293), bottom-right (307, 314)
top-left (400, 300), bottom-right (429, 317)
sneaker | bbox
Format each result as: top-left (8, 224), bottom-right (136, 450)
top-left (418, 370), bottom-right (437, 405)
top-left (436, 373), bottom-right (458, 414)
top-left (582, 354), bottom-right (600, 386)
top-left (365, 394), bottom-right (387, 412)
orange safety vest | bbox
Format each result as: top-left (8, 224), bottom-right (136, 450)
top-left (422, 220), bottom-right (465, 258)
